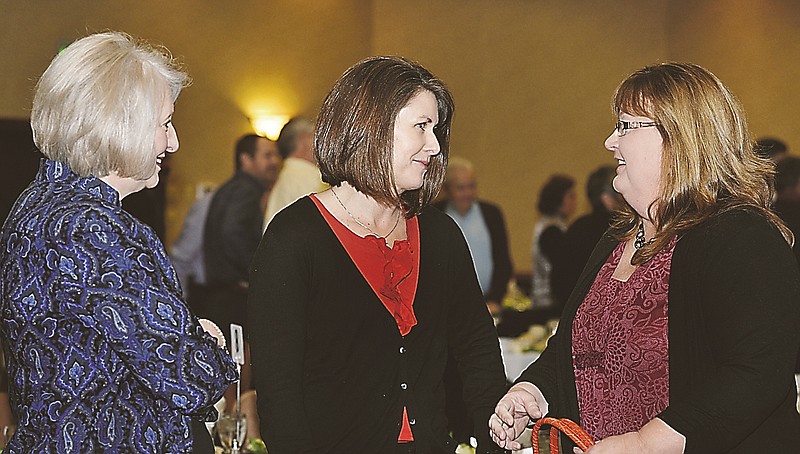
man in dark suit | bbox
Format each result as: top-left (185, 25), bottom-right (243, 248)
top-left (203, 134), bottom-right (281, 412)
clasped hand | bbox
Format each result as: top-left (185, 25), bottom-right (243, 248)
top-left (489, 384), bottom-right (682, 454)
top-left (488, 383), bottom-right (544, 451)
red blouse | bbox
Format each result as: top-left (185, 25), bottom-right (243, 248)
top-left (572, 236), bottom-right (676, 441)
top-left (311, 194), bottom-right (419, 442)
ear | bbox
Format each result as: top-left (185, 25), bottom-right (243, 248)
top-left (239, 152), bottom-right (254, 171)
top-left (301, 133), bottom-right (314, 151)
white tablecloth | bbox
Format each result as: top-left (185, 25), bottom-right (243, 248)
top-left (499, 337), bottom-right (540, 382)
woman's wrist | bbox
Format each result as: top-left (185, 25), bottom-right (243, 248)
top-left (638, 418), bottom-right (686, 454)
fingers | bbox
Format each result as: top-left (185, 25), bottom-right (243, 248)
top-left (504, 384), bottom-right (544, 421)
top-left (488, 412), bottom-right (519, 450)
top-left (522, 400), bottom-right (543, 420)
top-left (488, 413), bottom-right (509, 441)
top-left (489, 407), bottom-right (530, 451)
top-left (489, 427), bottom-right (522, 451)
top-left (488, 413), bottom-right (504, 432)
top-left (490, 386), bottom-right (549, 451)
top-left (493, 399), bottom-right (516, 426)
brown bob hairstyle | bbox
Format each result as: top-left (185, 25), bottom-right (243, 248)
top-left (314, 56), bottom-right (455, 216)
top-left (609, 62), bottom-right (791, 264)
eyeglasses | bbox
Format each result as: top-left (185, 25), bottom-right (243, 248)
top-left (614, 120), bottom-right (659, 137)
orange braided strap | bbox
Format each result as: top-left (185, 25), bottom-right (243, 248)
top-left (532, 417), bottom-right (595, 454)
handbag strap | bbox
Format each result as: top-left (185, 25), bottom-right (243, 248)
top-left (532, 417), bottom-right (595, 454)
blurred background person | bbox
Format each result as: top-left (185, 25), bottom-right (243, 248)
top-left (248, 56), bottom-right (507, 453)
top-left (436, 156), bottom-right (513, 316)
top-left (773, 155), bottom-right (800, 266)
top-left (170, 187), bottom-right (214, 304)
top-left (490, 62), bottom-right (800, 454)
top-left (203, 133), bottom-right (280, 414)
top-left (771, 155), bottom-right (800, 374)
top-left (530, 174), bottom-right (576, 314)
top-left (755, 136), bottom-right (788, 163)
top-left (262, 117), bottom-right (326, 229)
top-left (0, 31), bottom-right (237, 452)
top-left (550, 165), bottom-right (622, 307)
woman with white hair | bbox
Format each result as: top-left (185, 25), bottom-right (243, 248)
top-left (0, 31), bottom-right (237, 452)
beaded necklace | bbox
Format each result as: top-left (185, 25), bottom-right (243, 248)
top-left (634, 221), bottom-right (656, 249)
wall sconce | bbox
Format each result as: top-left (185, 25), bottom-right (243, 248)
top-left (251, 114), bottom-right (290, 140)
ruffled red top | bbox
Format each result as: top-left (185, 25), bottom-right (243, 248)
top-left (311, 194), bottom-right (419, 441)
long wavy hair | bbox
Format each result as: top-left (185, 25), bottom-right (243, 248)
top-left (609, 62), bottom-right (791, 264)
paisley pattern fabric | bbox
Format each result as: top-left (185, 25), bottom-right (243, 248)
top-left (572, 236), bottom-right (676, 441)
top-left (0, 159), bottom-right (238, 453)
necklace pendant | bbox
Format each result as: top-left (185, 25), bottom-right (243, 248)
top-left (634, 221), bottom-right (655, 250)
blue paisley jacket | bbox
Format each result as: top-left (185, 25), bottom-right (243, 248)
top-left (0, 159), bottom-right (238, 453)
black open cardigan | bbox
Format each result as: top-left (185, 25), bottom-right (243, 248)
top-left (518, 209), bottom-right (800, 453)
top-left (248, 197), bottom-right (508, 453)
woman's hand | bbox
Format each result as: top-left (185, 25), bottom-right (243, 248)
top-left (575, 418), bottom-right (685, 454)
top-left (488, 382), bottom-right (547, 451)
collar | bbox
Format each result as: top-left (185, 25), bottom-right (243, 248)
top-left (37, 158), bottom-right (121, 206)
top-left (235, 169), bottom-right (267, 190)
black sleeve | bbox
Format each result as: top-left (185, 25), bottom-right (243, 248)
top-left (247, 212), bottom-right (314, 453)
top-left (659, 213), bottom-right (800, 453)
top-left (549, 223), bottom-right (586, 308)
top-left (444, 221), bottom-right (509, 453)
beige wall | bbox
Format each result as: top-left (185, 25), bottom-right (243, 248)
top-left (665, 0), bottom-right (800, 147)
top-left (372, 0), bottom-right (668, 272)
top-left (0, 0), bottom-right (373, 248)
top-left (2, 1), bottom-right (799, 272)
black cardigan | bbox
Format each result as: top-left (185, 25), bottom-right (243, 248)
top-left (248, 197), bottom-right (508, 453)
top-left (518, 209), bottom-right (800, 453)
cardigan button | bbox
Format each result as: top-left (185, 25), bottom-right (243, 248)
top-left (409, 418), bottom-right (416, 425)
top-left (400, 382), bottom-right (408, 390)
top-left (399, 346), bottom-right (406, 354)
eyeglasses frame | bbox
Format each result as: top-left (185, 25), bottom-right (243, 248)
top-left (615, 120), bottom-right (660, 137)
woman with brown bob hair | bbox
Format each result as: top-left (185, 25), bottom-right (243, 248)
top-left (248, 56), bottom-right (508, 453)
top-left (490, 62), bottom-right (800, 453)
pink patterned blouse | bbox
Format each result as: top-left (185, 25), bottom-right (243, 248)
top-left (572, 236), bottom-right (677, 440)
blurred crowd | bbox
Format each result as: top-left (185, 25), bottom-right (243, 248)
top-left (1, 31), bottom-right (799, 454)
